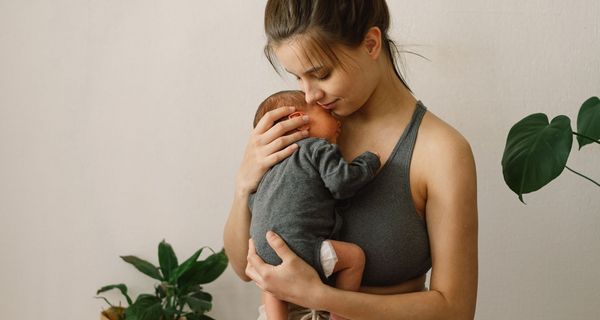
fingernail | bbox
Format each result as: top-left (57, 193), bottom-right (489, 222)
top-left (302, 115), bottom-right (309, 122)
top-left (302, 130), bottom-right (309, 137)
top-left (267, 231), bottom-right (276, 239)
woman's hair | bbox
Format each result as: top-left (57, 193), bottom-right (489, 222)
top-left (253, 90), bottom-right (307, 128)
top-left (264, 0), bottom-right (411, 91)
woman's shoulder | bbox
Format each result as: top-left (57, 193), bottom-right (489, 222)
top-left (418, 109), bottom-right (473, 158)
top-left (412, 109), bottom-right (475, 189)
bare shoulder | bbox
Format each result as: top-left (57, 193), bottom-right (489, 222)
top-left (418, 110), bottom-right (473, 158)
top-left (412, 110), bottom-right (476, 197)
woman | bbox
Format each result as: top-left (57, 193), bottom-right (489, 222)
top-left (224, 1), bottom-right (478, 319)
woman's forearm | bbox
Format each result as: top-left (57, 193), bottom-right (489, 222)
top-left (223, 190), bottom-right (252, 281)
top-left (314, 286), bottom-right (474, 320)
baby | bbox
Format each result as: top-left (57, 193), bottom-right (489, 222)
top-left (249, 90), bottom-right (381, 320)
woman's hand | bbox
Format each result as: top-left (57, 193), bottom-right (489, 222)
top-left (236, 106), bottom-right (309, 195)
top-left (246, 231), bottom-right (325, 308)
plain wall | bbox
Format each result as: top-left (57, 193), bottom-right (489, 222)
top-left (1, 1), bottom-right (599, 319)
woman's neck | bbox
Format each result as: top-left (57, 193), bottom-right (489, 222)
top-left (344, 66), bottom-right (416, 127)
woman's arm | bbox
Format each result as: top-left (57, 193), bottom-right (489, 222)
top-left (246, 132), bottom-right (478, 320)
top-left (223, 106), bottom-right (309, 280)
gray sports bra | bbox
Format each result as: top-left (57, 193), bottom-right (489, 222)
top-left (337, 100), bottom-right (432, 287)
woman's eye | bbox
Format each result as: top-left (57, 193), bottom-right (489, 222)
top-left (316, 72), bottom-right (331, 80)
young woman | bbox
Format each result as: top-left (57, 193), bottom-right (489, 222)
top-left (224, 1), bottom-right (478, 319)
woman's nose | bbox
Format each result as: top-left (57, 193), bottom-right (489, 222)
top-left (303, 82), bottom-right (324, 104)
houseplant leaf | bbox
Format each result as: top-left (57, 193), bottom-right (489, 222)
top-left (169, 247), bottom-right (206, 283)
top-left (577, 96), bottom-right (600, 149)
top-left (125, 294), bottom-right (162, 320)
top-left (190, 291), bottom-right (212, 302)
top-left (120, 255), bottom-right (163, 281)
top-left (501, 113), bottom-right (573, 202)
top-left (178, 249), bottom-right (228, 289)
top-left (158, 240), bottom-right (179, 280)
top-left (185, 296), bottom-right (212, 313)
top-left (96, 283), bottom-right (133, 305)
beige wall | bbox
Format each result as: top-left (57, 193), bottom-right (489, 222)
top-left (1, 1), bottom-right (599, 319)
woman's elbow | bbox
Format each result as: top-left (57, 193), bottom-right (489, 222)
top-left (224, 250), bottom-right (252, 282)
top-left (432, 289), bottom-right (476, 320)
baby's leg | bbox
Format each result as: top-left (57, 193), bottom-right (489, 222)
top-left (263, 290), bottom-right (288, 320)
top-left (328, 240), bottom-right (365, 320)
top-left (329, 240), bottom-right (365, 291)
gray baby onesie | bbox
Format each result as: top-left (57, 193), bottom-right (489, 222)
top-left (249, 137), bottom-right (380, 281)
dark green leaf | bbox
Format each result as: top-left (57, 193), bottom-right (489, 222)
top-left (185, 296), bottom-right (212, 313)
top-left (577, 96), bottom-right (600, 149)
top-left (139, 302), bottom-right (163, 320)
top-left (121, 255), bottom-right (163, 281)
top-left (169, 247), bottom-right (206, 283)
top-left (501, 113), bottom-right (573, 203)
top-left (158, 240), bottom-right (179, 281)
top-left (178, 249), bottom-right (228, 288)
top-left (162, 306), bottom-right (177, 319)
top-left (125, 295), bottom-right (162, 320)
top-left (190, 291), bottom-right (212, 302)
top-left (186, 285), bottom-right (204, 293)
top-left (96, 284), bottom-right (133, 306)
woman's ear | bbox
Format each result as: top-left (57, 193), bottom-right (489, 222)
top-left (288, 111), bottom-right (310, 131)
top-left (363, 26), bottom-right (383, 59)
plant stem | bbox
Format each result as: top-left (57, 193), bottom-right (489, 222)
top-left (572, 132), bottom-right (600, 144)
top-left (565, 166), bottom-right (600, 187)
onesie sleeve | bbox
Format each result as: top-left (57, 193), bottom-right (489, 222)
top-left (310, 141), bottom-right (381, 200)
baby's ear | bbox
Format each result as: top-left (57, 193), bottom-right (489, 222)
top-left (288, 111), bottom-right (305, 119)
top-left (288, 111), bottom-right (310, 132)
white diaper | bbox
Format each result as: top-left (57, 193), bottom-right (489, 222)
top-left (319, 240), bottom-right (338, 278)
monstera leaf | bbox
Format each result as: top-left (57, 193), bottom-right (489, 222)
top-left (577, 96), bottom-right (600, 149)
top-left (502, 113), bottom-right (573, 203)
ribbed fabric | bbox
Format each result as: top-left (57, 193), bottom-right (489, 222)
top-left (337, 101), bottom-right (432, 286)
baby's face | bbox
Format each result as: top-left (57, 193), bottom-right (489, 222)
top-left (304, 103), bottom-right (341, 144)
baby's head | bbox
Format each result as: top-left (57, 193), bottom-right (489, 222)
top-left (254, 90), bottom-right (341, 144)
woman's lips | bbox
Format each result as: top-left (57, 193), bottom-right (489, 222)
top-left (318, 99), bottom-right (338, 110)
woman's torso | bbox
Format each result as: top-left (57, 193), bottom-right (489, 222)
top-left (336, 97), bottom-right (432, 290)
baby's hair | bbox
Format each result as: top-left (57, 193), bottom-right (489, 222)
top-left (253, 90), bottom-right (308, 128)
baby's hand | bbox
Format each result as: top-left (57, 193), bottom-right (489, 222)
top-left (373, 151), bottom-right (381, 158)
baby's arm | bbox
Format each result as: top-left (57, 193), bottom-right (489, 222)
top-left (310, 141), bottom-right (380, 199)
top-left (263, 291), bottom-right (288, 320)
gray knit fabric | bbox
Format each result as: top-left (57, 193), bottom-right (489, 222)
top-left (249, 137), bottom-right (380, 281)
top-left (337, 101), bottom-right (432, 286)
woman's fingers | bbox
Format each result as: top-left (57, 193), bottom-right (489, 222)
top-left (254, 106), bottom-right (297, 134)
top-left (246, 239), bottom-right (263, 282)
top-left (265, 231), bottom-right (295, 261)
top-left (261, 115), bottom-right (309, 146)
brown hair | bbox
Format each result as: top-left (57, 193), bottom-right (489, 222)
top-left (264, 0), bottom-right (411, 91)
top-left (253, 90), bottom-right (307, 128)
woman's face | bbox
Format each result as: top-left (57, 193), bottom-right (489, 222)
top-left (274, 38), bottom-right (379, 118)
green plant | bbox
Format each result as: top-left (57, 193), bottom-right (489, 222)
top-left (96, 240), bottom-right (228, 320)
top-left (502, 96), bottom-right (600, 203)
